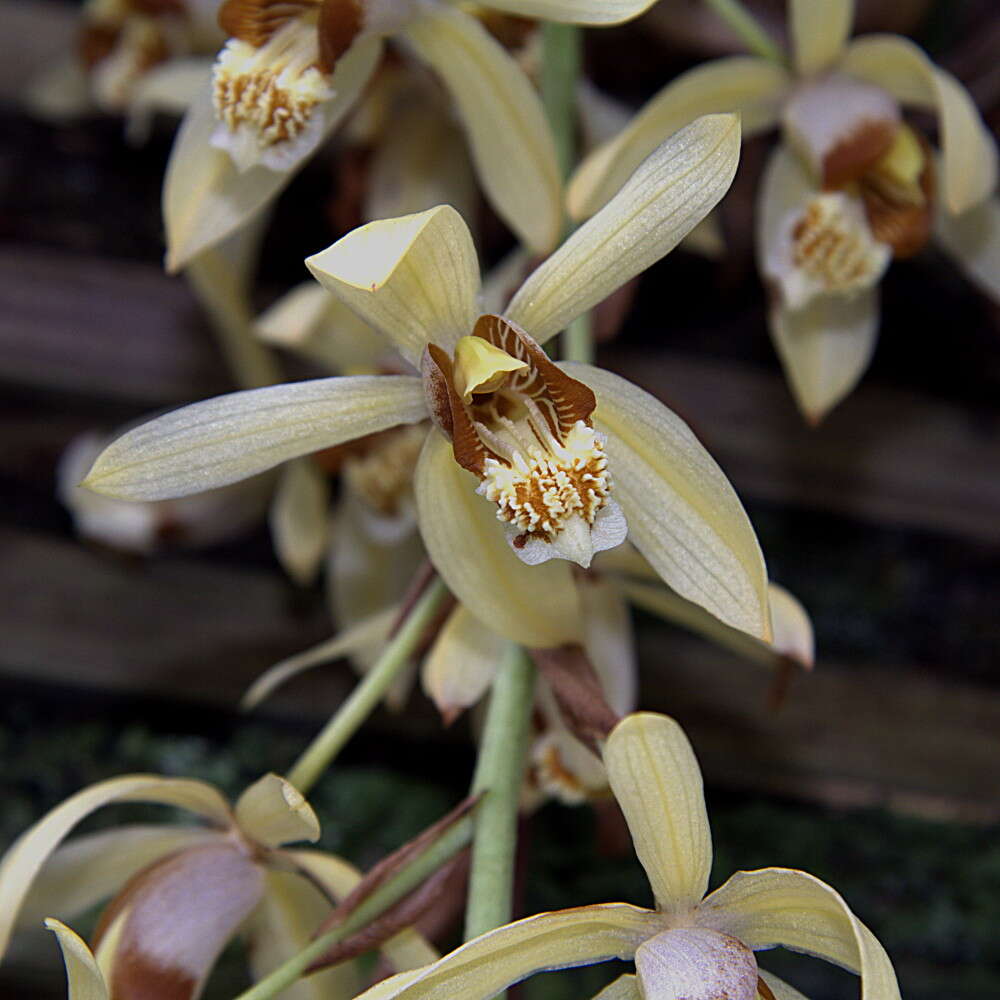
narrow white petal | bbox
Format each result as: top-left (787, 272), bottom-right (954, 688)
top-left (567, 363), bottom-right (771, 640)
top-left (569, 59), bottom-right (788, 219)
top-left (507, 113), bottom-right (740, 344)
top-left (83, 376), bottom-right (427, 501)
top-left (402, 4), bottom-right (561, 253)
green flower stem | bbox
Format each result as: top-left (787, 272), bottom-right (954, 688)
top-left (185, 249), bottom-right (282, 390)
top-left (703, 0), bottom-right (784, 64)
top-left (234, 812), bottom-right (474, 1000)
top-left (463, 644), bottom-right (536, 945)
top-left (541, 22), bottom-right (582, 179)
top-left (540, 24), bottom-right (594, 365)
top-left (287, 577), bottom-right (450, 794)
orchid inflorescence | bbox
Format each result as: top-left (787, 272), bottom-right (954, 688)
top-left (6, 0), bottom-right (996, 998)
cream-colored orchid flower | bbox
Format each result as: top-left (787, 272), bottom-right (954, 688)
top-left (163, 0), bottom-right (660, 270)
top-left (569, 0), bottom-right (998, 422)
top-left (0, 773), bottom-right (435, 1000)
top-left (84, 115), bottom-right (769, 649)
top-left (349, 711), bottom-right (899, 1000)
top-left (29, 0), bottom-right (222, 120)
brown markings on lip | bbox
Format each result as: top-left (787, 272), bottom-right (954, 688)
top-left (218, 0), bottom-right (315, 45)
top-left (421, 343), bottom-right (488, 476)
top-left (821, 117), bottom-right (897, 190)
top-left (317, 0), bottom-right (362, 71)
top-left (860, 132), bottom-right (936, 259)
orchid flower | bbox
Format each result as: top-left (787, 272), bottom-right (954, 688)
top-left (83, 114), bottom-right (771, 651)
top-left (569, 0), bottom-right (998, 422)
top-left (0, 772), bottom-right (435, 1000)
top-left (163, 0), bottom-right (661, 270)
top-left (28, 0), bottom-right (222, 122)
top-left (347, 711), bottom-right (899, 1000)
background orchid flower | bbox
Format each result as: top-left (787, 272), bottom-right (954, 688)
top-left (569, 0), bottom-right (998, 423)
top-left (0, 772), bottom-right (435, 1000)
top-left (347, 711), bottom-right (899, 1000)
top-left (83, 114), bottom-right (770, 650)
top-left (163, 0), bottom-right (662, 271)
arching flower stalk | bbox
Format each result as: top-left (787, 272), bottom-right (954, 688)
top-left (83, 114), bottom-right (771, 650)
top-left (164, 0), bottom-right (661, 269)
top-left (0, 773), bottom-right (436, 1000)
top-left (340, 712), bottom-right (900, 1000)
top-left (569, 0), bottom-right (999, 422)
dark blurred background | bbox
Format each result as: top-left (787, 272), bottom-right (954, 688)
top-left (1, 0), bottom-right (998, 996)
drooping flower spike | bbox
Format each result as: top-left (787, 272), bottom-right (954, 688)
top-left (163, 0), bottom-right (661, 270)
top-left (85, 114), bottom-right (771, 648)
top-left (569, 0), bottom-right (999, 422)
top-left (346, 712), bottom-right (899, 1000)
top-left (0, 773), bottom-right (435, 1000)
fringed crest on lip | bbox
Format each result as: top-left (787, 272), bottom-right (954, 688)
top-left (783, 72), bottom-right (900, 189)
top-left (218, 0), bottom-right (317, 46)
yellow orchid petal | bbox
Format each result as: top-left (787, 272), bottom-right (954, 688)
top-left (365, 99), bottom-right (478, 229)
top-left (243, 606), bottom-right (398, 710)
top-left (789, 0), bottom-right (853, 76)
top-left (476, 0), bottom-right (656, 24)
top-left (246, 870), bottom-right (365, 1000)
top-left (603, 713), bottom-right (712, 913)
top-left (759, 971), bottom-right (811, 1000)
top-left (271, 459), bottom-right (330, 587)
top-left (935, 196), bottom-right (1000, 304)
top-left (508, 113), bottom-right (740, 345)
top-left (590, 972), bottom-right (640, 1000)
top-left (45, 919), bottom-right (109, 1000)
top-left (351, 904), bottom-right (661, 1000)
top-left (757, 147), bottom-right (879, 423)
top-left (840, 35), bottom-right (998, 214)
top-left (414, 430), bottom-right (581, 648)
top-left (97, 842), bottom-right (265, 1000)
top-left (306, 206), bottom-right (480, 367)
top-left (402, 4), bottom-right (561, 253)
top-left (566, 363), bottom-right (771, 641)
top-left (697, 868), bottom-right (900, 1000)
top-left (17, 826), bottom-right (224, 930)
top-left (767, 583), bottom-right (814, 669)
top-left (422, 605), bottom-right (504, 721)
top-left (453, 335), bottom-right (529, 401)
top-left (82, 375), bottom-right (427, 501)
top-left (768, 292), bottom-right (879, 424)
top-left (163, 39), bottom-right (382, 272)
top-left (578, 576), bottom-right (636, 715)
top-left (0, 775), bottom-right (232, 957)
top-left (234, 774), bottom-right (320, 848)
top-left (282, 850), bottom-right (440, 972)
top-left (568, 59), bottom-right (787, 219)
top-left (257, 285), bottom-right (391, 374)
